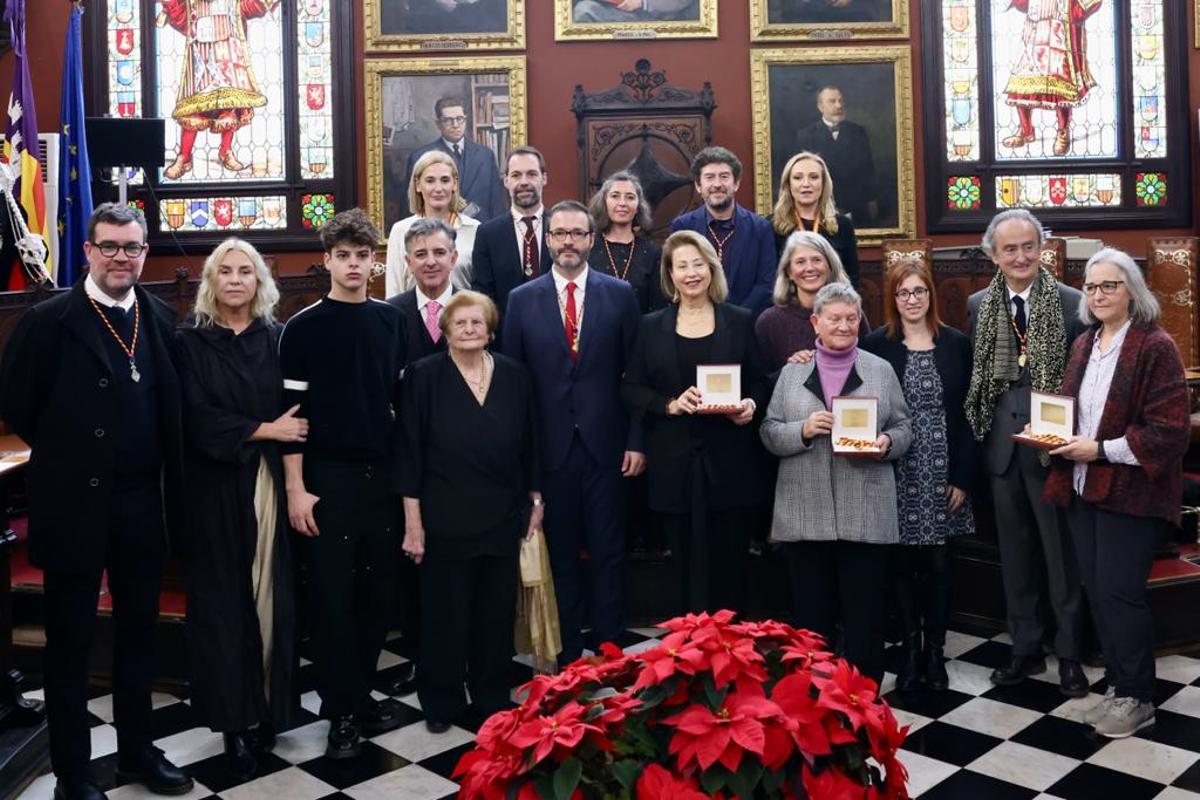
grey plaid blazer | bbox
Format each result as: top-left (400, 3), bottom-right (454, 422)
top-left (760, 350), bottom-right (912, 545)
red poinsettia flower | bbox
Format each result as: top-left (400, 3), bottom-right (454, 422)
top-left (453, 749), bottom-right (519, 800)
top-left (473, 709), bottom-right (525, 758)
top-left (635, 764), bottom-right (714, 800)
top-left (703, 630), bottom-right (768, 687)
top-left (780, 630), bottom-right (836, 671)
top-left (510, 702), bottom-right (602, 765)
top-left (801, 762), bottom-right (870, 800)
top-left (771, 671), bottom-right (833, 758)
top-left (867, 703), bottom-right (909, 763)
top-left (881, 754), bottom-right (910, 799)
top-left (664, 692), bottom-right (783, 773)
top-left (731, 619), bottom-right (798, 642)
top-left (658, 609), bottom-right (737, 636)
top-left (813, 660), bottom-right (883, 735)
top-left (633, 632), bottom-right (709, 691)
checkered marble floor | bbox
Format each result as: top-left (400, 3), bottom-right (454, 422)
top-left (15, 626), bottom-right (1200, 799)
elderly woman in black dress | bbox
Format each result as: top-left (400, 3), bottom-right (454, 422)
top-left (400, 290), bottom-right (542, 733)
top-left (862, 259), bottom-right (976, 693)
top-left (588, 170), bottom-right (666, 314)
top-left (177, 238), bottom-right (306, 780)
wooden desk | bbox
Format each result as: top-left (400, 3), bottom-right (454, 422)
top-left (0, 436), bottom-right (28, 479)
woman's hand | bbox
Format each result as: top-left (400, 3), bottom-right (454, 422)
top-left (787, 349), bottom-right (815, 365)
top-left (269, 404), bottom-right (309, 443)
top-left (1049, 435), bottom-right (1101, 463)
top-left (403, 521), bottom-right (425, 565)
top-left (667, 386), bottom-right (703, 416)
top-left (871, 434), bottom-right (891, 460)
top-left (287, 488), bottom-right (319, 537)
top-left (947, 485), bottom-right (967, 513)
top-left (526, 501), bottom-right (545, 541)
top-left (729, 398), bottom-right (756, 426)
top-left (802, 410), bottom-right (834, 439)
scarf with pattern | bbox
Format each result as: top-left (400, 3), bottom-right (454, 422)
top-left (966, 267), bottom-right (1068, 440)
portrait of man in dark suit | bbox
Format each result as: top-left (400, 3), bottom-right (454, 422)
top-left (766, 0), bottom-right (890, 24)
top-left (793, 85), bottom-right (879, 226)
top-left (380, 0), bottom-right (510, 35)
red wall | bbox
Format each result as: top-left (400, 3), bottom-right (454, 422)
top-left (11, 1), bottom-right (1200, 281)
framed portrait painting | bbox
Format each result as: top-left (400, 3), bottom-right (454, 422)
top-left (364, 57), bottom-right (527, 239)
top-left (364, 0), bottom-right (524, 52)
top-left (554, 0), bottom-right (718, 41)
top-left (749, 0), bottom-right (909, 41)
top-left (750, 47), bottom-right (916, 245)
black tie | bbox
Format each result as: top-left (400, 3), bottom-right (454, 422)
top-left (1012, 295), bottom-right (1027, 338)
top-left (452, 143), bottom-right (463, 163)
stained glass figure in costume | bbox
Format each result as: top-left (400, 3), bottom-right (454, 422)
top-left (160, 0), bottom-right (281, 180)
top-left (1000, 0), bottom-right (1102, 157)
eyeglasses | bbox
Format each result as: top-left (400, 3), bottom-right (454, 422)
top-left (1083, 280), bottom-right (1125, 295)
top-left (438, 115), bottom-right (467, 126)
top-left (548, 229), bottom-right (592, 242)
top-left (895, 287), bottom-right (929, 301)
top-left (92, 241), bottom-right (147, 258)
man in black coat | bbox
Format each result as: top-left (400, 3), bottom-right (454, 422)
top-left (794, 85), bottom-right (879, 226)
top-left (401, 95), bottom-right (507, 222)
top-left (0, 203), bottom-right (191, 800)
top-left (470, 145), bottom-right (553, 319)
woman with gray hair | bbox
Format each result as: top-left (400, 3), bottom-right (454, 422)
top-left (587, 170), bottom-right (666, 313)
top-left (754, 230), bottom-right (870, 373)
top-left (1042, 247), bottom-right (1189, 738)
top-left (177, 238), bottom-right (306, 779)
top-left (761, 282), bottom-right (911, 683)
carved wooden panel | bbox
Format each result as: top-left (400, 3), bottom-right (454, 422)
top-left (881, 239), bottom-right (934, 273)
top-left (1040, 238), bottom-right (1067, 282)
top-left (1147, 237), bottom-right (1199, 368)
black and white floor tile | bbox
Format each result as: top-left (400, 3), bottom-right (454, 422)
top-left (16, 627), bottom-right (1200, 799)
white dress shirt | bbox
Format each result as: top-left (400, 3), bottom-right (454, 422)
top-left (1007, 283), bottom-right (1032, 320)
top-left (551, 264), bottom-right (588, 326)
top-left (85, 273), bottom-right (136, 312)
top-left (1073, 319), bottom-right (1139, 494)
top-left (511, 207), bottom-right (544, 266)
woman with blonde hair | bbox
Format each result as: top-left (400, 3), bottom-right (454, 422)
top-left (178, 238), bottom-right (306, 779)
top-left (769, 151), bottom-right (860, 286)
top-left (385, 150), bottom-right (481, 296)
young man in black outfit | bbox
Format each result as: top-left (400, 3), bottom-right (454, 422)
top-left (279, 208), bottom-right (409, 758)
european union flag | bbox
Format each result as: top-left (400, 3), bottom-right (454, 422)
top-left (57, 3), bottom-right (93, 288)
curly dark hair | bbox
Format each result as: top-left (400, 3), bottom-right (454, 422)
top-left (319, 208), bottom-right (381, 252)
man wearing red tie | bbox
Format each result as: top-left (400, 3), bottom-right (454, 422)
top-left (501, 200), bottom-right (644, 666)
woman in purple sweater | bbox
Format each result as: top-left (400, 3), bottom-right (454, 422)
top-left (754, 231), bottom-right (870, 374)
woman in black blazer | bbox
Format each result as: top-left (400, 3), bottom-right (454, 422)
top-left (622, 231), bottom-right (769, 615)
top-left (861, 259), bottom-right (976, 693)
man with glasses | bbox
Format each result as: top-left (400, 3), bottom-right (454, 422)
top-left (501, 200), bottom-right (643, 666)
top-left (0, 203), bottom-right (192, 799)
top-left (402, 95), bottom-right (506, 222)
top-left (965, 208), bottom-right (1088, 698)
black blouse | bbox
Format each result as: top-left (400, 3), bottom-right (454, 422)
top-left (593, 234), bottom-right (667, 314)
top-left (400, 351), bottom-right (540, 559)
top-left (772, 213), bottom-right (860, 287)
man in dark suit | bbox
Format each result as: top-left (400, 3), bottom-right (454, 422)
top-left (966, 208), bottom-right (1088, 698)
top-left (470, 145), bottom-right (553, 318)
top-left (794, 85), bottom-right (879, 226)
top-left (670, 146), bottom-right (776, 316)
top-left (0, 203), bottom-right (192, 800)
top-left (501, 200), bottom-right (644, 665)
top-left (402, 95), bottom-right (507, 222)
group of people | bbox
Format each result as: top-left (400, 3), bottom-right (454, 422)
top-left (0, 137), bottom-right (1189, 800)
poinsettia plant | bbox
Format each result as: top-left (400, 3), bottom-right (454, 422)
top-left (453, 610), bottom-right (909, 800)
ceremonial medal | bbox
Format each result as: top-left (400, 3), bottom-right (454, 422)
top-left (88, 294), bottom-right (142, 383)
top-left (1017, 352), bottom-right (1027, 368)
top-left (130, 362), bottom-right (141, 382)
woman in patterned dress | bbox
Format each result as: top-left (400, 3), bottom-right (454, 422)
top-left (862, 259), bottom-right (976, 692)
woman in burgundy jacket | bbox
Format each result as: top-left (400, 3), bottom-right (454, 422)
top-left (1043, 247), bottom-right (1189, 740)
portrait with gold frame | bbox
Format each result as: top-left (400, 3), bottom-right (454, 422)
top-left (749, 0), bottom-right (909, 41)
top-left (364, 56), bottom-right (527, 241)
top-left (363, 0), bottom-right (524, 52)
top-left (553, 0), bottom-right (718, 41)
top-left (750, 47), bottom-right (915, 246)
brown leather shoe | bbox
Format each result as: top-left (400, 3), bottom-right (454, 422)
top-left (220, 151), bottom-right (247, 172)
top-left (163, 156), bottom-right (192, 180)
top-left (1053, 129), bottom-right (1070, 156)
top-left (1001, 130), bottom-right (1036, 148)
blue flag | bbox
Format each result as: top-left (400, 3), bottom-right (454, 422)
top-left (57, 3), bottom-right (93, 288)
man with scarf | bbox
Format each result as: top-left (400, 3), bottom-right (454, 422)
top-left (966, 208), bottom-right (1088, 697)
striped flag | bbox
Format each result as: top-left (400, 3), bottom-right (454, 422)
top-left (57, 3), bottom-right (93, 288)
top-left (3, 0), bottom-right (51, 289)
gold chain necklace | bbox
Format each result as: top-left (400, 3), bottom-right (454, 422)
top-left (601, 235), bottom-right (636, 281)
top-left (87, 294), bottom-right (142, 382)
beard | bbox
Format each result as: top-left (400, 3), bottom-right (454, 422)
top-left (705, 193), bottom-right (734, 213)
top-left (553, 246), bottom-right (590, 271)
top-left (512, 188), bottom-right (541, 210)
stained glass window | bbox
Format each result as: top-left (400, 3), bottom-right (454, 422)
top-left (89, 0), bottom-right (353, 246)
top-left (923, 0), bottom-right (1188, 232)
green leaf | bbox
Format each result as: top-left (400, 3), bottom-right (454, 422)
top-left (553, 758), bottom-right (583, 800)
top-left (702, 673), bottom-right (727, 709)
top-left (612, 759), bottom-right (641, 791)
top-left (762, 767), bottom-right (785, 794)
top-left (700, 766), bottom-right (729, 796)
top-left (534, 773), bottom-right (556, 800)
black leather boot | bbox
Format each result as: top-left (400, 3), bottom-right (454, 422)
top-left (897, 632), bottom-right (923, 692)
top-left (923, 545), bottom-right (951, 691)
top-left (223, 731), bottom-right (258, 783)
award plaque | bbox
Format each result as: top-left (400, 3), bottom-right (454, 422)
top-left (1012, 390), bottom-right (1076, 449)
top-left (832, 396), bottom-right (883, 456)
top-left (696, 364), bottom-right (743, 415)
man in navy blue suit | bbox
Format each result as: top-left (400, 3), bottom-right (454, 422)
top-left (502, 200), bottom-right (644, 665)
top-left (402, 95), bottom-right (507, 221)
top-left (470, 146), bottom-right (554, 317)
top-left (670, 146), bottom-right (776, 316)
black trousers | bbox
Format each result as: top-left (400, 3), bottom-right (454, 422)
top-left (783, 540), bottom-right (890, 683)
top-left (44, 482), bottom-right (165, 783)
top-left (664, 508), bottom-right (748, 616)
top-left (893, 544), bottom-right (951, 647)
top-left (542, 434), bottom-right (627, 663)
top-left (302, 460), bottom-right (398, 719)
top-left (417, 540), bottom-right (519, 724)
top-left (1067, 497), bottom-right (1158, 702)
